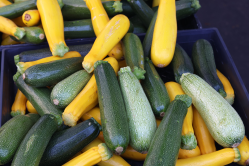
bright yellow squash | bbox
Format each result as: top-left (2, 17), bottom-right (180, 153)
top-left (11, 89), bottom-right (27, 116)
top-left (121, 145), bottom-right (147, 161)
top-left (0, 0), bottom-right (11, 7)
top-left (22, 10), bottom-right (40, 27)
top-left (178, 146), bottom-right (201, 159)
top-left (237, 136), bottom-right (249, 165)
top-left (16, 51), bottom-right (81, 74)
top-left (151, 0), bottom-right (177, 68)
top-left (82, 14), bottom-right (130, 73)
top-left (193, 106), bottom-right (216, 155)
top-left (1, 35), bottom-right (20, 45)
top-left (176, 148), bottom-right (241, 166)
top-left (11, 16), bottom-right (26, 27)
top-left (26, 100), bottom-right (38, 114)
top-left (217, 69), bottom-right (235, 105)
top-left (81, 138), bottom-right (130, 166)
top-left (165, 81), bottom-right (197, 150)
top-left (0, 16), bottom-right (25, 40)
top-left (37, 0), bottom-right (69, 57)
top-left (63, 57), bottom-right (119, 127)
top-left (81, 107), bottom-right (101, 125)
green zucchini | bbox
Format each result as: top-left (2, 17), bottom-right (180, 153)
top-left (14, 0), bottom-right (30, 3)
top-left (171, 44), bottom-right (194, 83)
top-left (0, 114), bottom-right (40, 165)
top-left (129, 15), bottom-right (147, 33)
top-left (51, 70), bottom-right (92, 108)
top-left (11, 114), bottom-right (58, 166)
top-left (14, 75), bottom-right (63, 126)
top-left (23, 57), bottom-right (83, 87)
top-left (14, 44), bottom-right (93, 64)
top-left (144, 96), bottom-right (190, 166)
top-left (118, 66), bottom-right (157, 153)
top-left (10, 27), bottom-right (45, 44)
top-left (62, 0), bottom-right (134, 21)
top-left (0, 0), bottom-right (36, 19)
top-left (40, 118), bottom-right (100, 166)
top-left (192, 39), bottom-right (226, 97)
top-left (141, 58), bottom-right (170, 118)
top-left (94, 60), bottom-right (129, 155)
top-left (122, 33), bottom-right (145, 79)
top-left (180, 73), bottom-right (245, 148)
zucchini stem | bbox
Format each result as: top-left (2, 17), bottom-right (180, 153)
top-left (113, 1), bottom-right (123, 12)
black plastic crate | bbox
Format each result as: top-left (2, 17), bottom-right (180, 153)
top-left (0, 28), bottom-right (246, 166)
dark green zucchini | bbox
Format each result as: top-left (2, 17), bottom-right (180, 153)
top-left (122, 33), bottom-right (145, 80)
top-left (94, 60), bottom-right (129, 155)
top-left (14, 44), bottom-right (93, 64)
top-left (192, 39), bottom-right (226, 97)
top-left (144, 96), bottom-right (190, 166)
top-left (23, 57), bottom-right (83, 87)
top-left (0, 0), bottom-right (36, 19)
top-left (11, 114), bottom-right (58, 166)
top-left (62, 0), bottom-right (134, 21)
top-left (0, 114), bottom-right (40, 165)
top-left (129, 15), bottom-right (146, 33)
top-left (14, 75), bottom-right (63, 126)
top-left (171, 44), bottom-right (194, 83)
top-left (141, 58), bottom-right (170, 118)
top-left (40, 118), bottom-right (100, 166)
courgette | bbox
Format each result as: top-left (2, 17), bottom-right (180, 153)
top-left (0, 113), bottom-right (40, 165)
top-left (180, 73), bottom-right (245, 148)
top-left (94, 60), bottom-right (129, 155)
top-left (118, 66), bottom-right (157, 153)
top-left (40, 118), bottom-right (100, 166)
top-left (141, 58), bottom-right (170, 118)
top-left (11, 114), bottom-right (58, 166)
top-left (129, 15), bottom-right (147, 34)
top-left (14, 75), bottom-right (63, 126)
top-left (171, 44), bottom-right (194, 83)
top-left (23, 57), bottom-right (83, 87)
top-left (144, 95), bottom-right (191, 166)
top-left (192, 39), bottom-right (226, 97)
top-left (51, 70), bottom-right (92, 108)
top-left (14, 44), bottom-right (93, 64)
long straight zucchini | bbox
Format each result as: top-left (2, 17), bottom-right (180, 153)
top-left (94, 60), bottom-right (129, 155)
top-left (0, 114), bottom-right (40, 165)
top-left (11, 114), bottom-right (58, 166)
top-left (180, 73), bottom-right (245, 148)
top-left (14, 75), bottom-right (63, 126)
top-left (23, 57), bottom-right (83, 87)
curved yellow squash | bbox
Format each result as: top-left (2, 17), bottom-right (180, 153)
top-left (11, 89), bottom-right (27, 116)
top-left (178, 146), bottom-right (201, 159)
top-left (37, 0), bottom-right (69, 57)
top-left (0, 0), bottom-right (11, 7)
top-left (0, 16), bottom-right (25, 40)
top-left (151, 0), bottom-right (177, 68)
top-left (237, 136), bottom-right (249, 166)
top-left (26, 100), bottom-right (38, 114)
top-left (81, 107), bottom-right (101, 125)
top-left (176, 148), bottom-right (241, 166)
top-left (82, 14), bottom-right (129, 73)
top-left (22, 10), bottom-right (40, 27)
top-left (63, 57), bottom-right (119, 127)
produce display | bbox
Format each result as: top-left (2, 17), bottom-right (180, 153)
top-left (1, 0), bottom-right (248, 166)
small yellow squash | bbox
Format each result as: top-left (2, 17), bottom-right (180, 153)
top-left (26, 100), bottom-right (38, 114)
top-left (121, 145), bottom-right (147, 161)
top-left (0, 0), bottom-right (11, 7)
top-left (176, 148), bottom-right (241, 166)
top-left (0, 16), bottom-right (25, 40)
top-left (237, 136), bottom-right (249, 165)
top-left (22, 10), bottom-right (40, 27)
top-left (82, 14), bottom-right (130, 73)
top-left (37, 0), bottom-right (69, 57)
top-left (11, 89), bottom-right (27, 116)
top-left (178, 146), bottom-right (201, 159)
top-left (81, 107), bottom-right (101, 125)
top-left (151, 0), bottom-right (177, 68)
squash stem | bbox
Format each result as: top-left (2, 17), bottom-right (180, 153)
top-left (14, 27), bottom-right (26, 40)
top-left (113, 1), bottom-right (123, 12)
top-left (53, 42), bottom-right (69, 57)
top-left (181, 133), bottom-right (197, 150)
top-left (14, 55), bottom-right (20, 65)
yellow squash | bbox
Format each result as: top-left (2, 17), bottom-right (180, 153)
top-left (26, 100), bottom-right (38, 114)
top-left (193, 106), bottom-right (216, 155)
top-left (151, 0), bottom-right (177, 68)
top-left (217, 69), bottom-right (235, 105)
top-left (1, 36), bottom-right (20, 45)
top-left (11, 89), bottom-right (27, 116)
top-left (16, 51), bottom-right (81, 74)
top-left (152, 0), bottom-right (160, 7)
top-left (81, 107), bottom-right (101, 125)
top-left (176, 148), bottom-right (241, 166)
top-left (82, 14), bottom-right (130, 73)
top-left (82, 138), bottom-right (131, 166)
top-left (0, 0), bottom-right (11, 7)
top-left (22, 10), bottom-right (40, 27)
top-left (37, 0), bottom-right (69, 57)
top-left (165, 81), bottom-right (197, 150)
top-left (86, 0), bottom-right (124, 61)
top-left (178, 146), bottom-right (201, 159)
top-left (63, 143), bottom-right (112, 166)
top-left (11, 16), bottom-right (26, 27)
top-left (0, 16), bottom-right (25, 40)
top-left (63, 57), bottom-right (119, 127)
top-left (121, 145), bottom-right (147, 161)
top-left (237, 136), bottom-right (249, 165)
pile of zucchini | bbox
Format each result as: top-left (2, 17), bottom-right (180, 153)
top-left (0, 0), bottom-right (248, 166)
